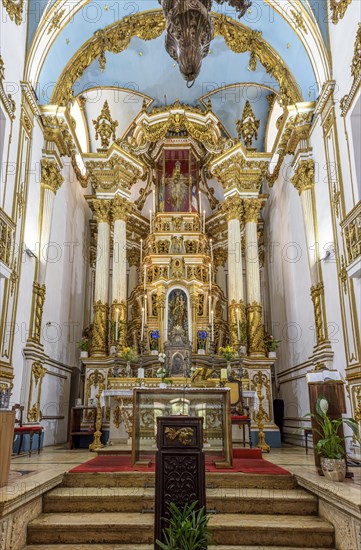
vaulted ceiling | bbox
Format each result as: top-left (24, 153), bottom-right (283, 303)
top-left (25, 0), bottom-right (332, 152)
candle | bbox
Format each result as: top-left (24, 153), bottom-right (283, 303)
top-left (208, 295), bottom-right (212, 323)
top-left (144, 294), bottom-right (147, 324)
top-left (210, 238), bottom-right (213, 264)
top-left (209, 263), bottom-right (212, 291)
top-left (149, 210), bottom-right (153, 233)
top-left (198, 190), bottom-right (202, 213)
top-left (203, 210), bottom-right (206, 233)
top-left (141, 307), bottom-right (145, 340)
top-left (115, 308), bottom-right (119, 343)
top-left (220, 368), bottom-right (228, 380)
top-left (236, 308), bottom-right (240, 341)
top-left (140, 238), bottom-right (143, 265)
top-left (153, 189), bottom-right (156, 212)
top-left (211, 310), bottom-right (214, 342)
top-left (144, 265), bottom-right (147, 291)
top-left (138, 367), bottom-right (145, 379)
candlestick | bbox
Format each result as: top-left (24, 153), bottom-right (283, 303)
top-left (203, 210), bottom-right (206, 233)
top-left (236, 307), bottom-right (240, 341)
top-left (144, 265), bottom-right (147, 291)
top-left (198, 190), bottom-right (202, 213)
top-left (140, 238), bottom-right (143, 265)
top-left (141, 307), bottom-right (145, 341)
top-left (138, 367), bottom-right (144, 379)
top-left (115, 308), bottom-right (119, 343)
top-left (211, 309), bottom-right (214, 342)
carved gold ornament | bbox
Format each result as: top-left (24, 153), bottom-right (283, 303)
top-left (310, 283), bottom-right (326, 344)
top-left (92, 199), bottom-right (111, 224)
top-left (339, 255), bottom-right (348, 294)
top-left (0, 207), bottom-right (15, 269)
top-left (51, 12), bottom-right (300, 108)
top-left (112, 195), bottom-right (133, 222)
top-left (91, 301), bottom-right (109, 355)
top-left (165, 427), bottom-right (194, 445)
top-left (29, 282), bottom-right (46, 344)
top-left (127, 247), bottom-right (140, 267)
top-left (1, 0), bottom-right (24, 25)
top-left (211, 152), bottom-right (269, 193)
top-left (243, 198), bottom-right (264, 224)
top-left (342, 201), bottom-right (361, 265)
top-left (291, 159), bottom-right (314, 195)
top-left (236, 101), bottom-right (260, 148)
top-left (246, 302), bottom-right (265, 355)
top-left (214, 247), bottom-right (228, 267)
top-left (340, 23), bottom-right (361, 115)
top-left (0, 55), bottom-right (16, 119)
top-left (41, 158), bottom-right (64, 194)
top-left (93, 100), bottom-right (118, 149)
top-left (330, 0), bottom-right (352, 25)
top-left (27, 361), bottom-right (46, 422)
top-left (48, 9), bottom-right (65, 34)
top-left (290, 9), bottom-right (308, 34)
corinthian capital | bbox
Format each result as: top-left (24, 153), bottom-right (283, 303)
top-left (222, 195), bottom-right (243, 222)
top-left (291, 159), bottom-right (314, 195)
top-left (93, 199), bottom-right (111, 223)
top-left (243, 198), bottom-right (264, 223)
top-left (214, 247), bottom-right (227, 267)
top-left (112, 195), bottom-right (133, 222)
top-left (41, 158), bottom-right (64, 194)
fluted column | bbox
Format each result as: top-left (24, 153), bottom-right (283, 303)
top-left (92, 200), bottom-right (111, 356)
top-left (291, 160), bottom-right (329, 347)
top-left (224, 196), bottom-right (245, 348)
top-left (244, 198), bottom-right (265, 356)
top-left (29, 159), bottom-right (64, 345)
top-left (111, 196), bottom-right (132, 350)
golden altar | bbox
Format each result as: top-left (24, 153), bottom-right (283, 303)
top-left (131, 386), bottom-right (233, 468)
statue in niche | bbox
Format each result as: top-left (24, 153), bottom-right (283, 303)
top-left (168, 289), bottom-right (188, 335)
top-left (166, 161), bottom-right (189, 212)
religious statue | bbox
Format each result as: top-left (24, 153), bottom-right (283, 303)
top-left (166, 161), bottom-right (188, 211)
top-left (169, 291), bottom-right (186, 329)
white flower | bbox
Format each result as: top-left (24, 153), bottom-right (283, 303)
top-left (319, 398), bottom-right (329, 415)
top-left (158, 352), bottom-right (166, 363)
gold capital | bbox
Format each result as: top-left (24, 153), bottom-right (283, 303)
top-left (93, 199), bottom-right (111, 223)
top-left (243, 198), bottom-right (264, 223)
top-left (127, 247), bottom-right (140, 267)
top-left (112, 195), bottom-right (132, 222)
top-left (223, 195), bottom-right (243, 222)
top-left (41, 158), bottom-right (64, 194)
top-left (291, 159), bottom-right (314, 195)
top-left (214, 247), bottom-right (228, 267)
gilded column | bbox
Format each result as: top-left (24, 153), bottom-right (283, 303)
top-left (223, 196), bottom-right (245, 348)
top-left (29, 159), bottom-right (64, 345)
top-left (127, 248), bottom-right (140, 297)
top-left (156, 288), bottom-right (166, 352)
top-left (244, 198), bottom-right (265, 356)
top-left (190, 291), bottom-right (200, 353)
top-left (111, 196), bottom-right (132, 350)
top-left (291, 160), bottom-right (329, 347)
top-left (214, 248), bottom-right (227, 297)
top-left (92, 200), bottom-right (111, 356)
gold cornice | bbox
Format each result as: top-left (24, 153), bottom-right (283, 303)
top-left (1, 0), bottom-right (24, 25)
top-left (51, 10), bottom-right (301, 108)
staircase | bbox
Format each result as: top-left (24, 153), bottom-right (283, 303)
top-left (25, 471), bottom-right (335, 549)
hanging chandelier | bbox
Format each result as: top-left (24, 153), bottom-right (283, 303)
top-left (159, 0), bottom-right (252, 86)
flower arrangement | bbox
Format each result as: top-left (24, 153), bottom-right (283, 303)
top-left (219, 346), bottom-right (237, 361)
top-left (264, 333), bottom-right (281, 352)
top-left (156, 366), bottom-right (168, 383)
top-left (78, 337), bottom-right (89, 352)
top-left (120, 347), bottom-right (137, 362)
top-left (151, 330), bottom-right (161, 350)
top-left (158, 352), bottom-right (166, 364)
top-left (197, 330), bottom-right (208, 350)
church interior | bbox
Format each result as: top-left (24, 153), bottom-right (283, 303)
top-left (0, 0), bottom-right (360, 549)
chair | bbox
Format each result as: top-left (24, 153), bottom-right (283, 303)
top-left (226, 380), bottom-right (252, 448)
top-left (12, 404), bottom-right (43, 457)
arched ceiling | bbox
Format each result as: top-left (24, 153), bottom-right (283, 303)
top-left (25, 0), bottom-right (331, 153)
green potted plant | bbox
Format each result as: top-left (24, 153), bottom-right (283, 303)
top-left (78, 337), bottom-right (89, 358)
top-left (219, 345), bottom-right (237, 374)
top-left (156, 501), bottom-right (212, 550)
top-left (264, 333), bottom-right (281, 358)
top-left (197, 330), bottom-right (208, 355)
top-left (306, 395), bottom-right (358, 482)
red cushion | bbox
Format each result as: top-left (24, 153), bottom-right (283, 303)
top-left (14, 426), bottom-right (43, 432)
top-left (231, 415), bottom-right (250, 421)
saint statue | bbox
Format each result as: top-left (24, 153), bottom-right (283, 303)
top-left (168, 290), bottom-right (187, 331)
top-left (166, 160), bottom-right (188, 211)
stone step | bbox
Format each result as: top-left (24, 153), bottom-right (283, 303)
top-left (44, 486), bottom-right (317, 516)
top-left (25, 546), bottom-right (335, 550)
top-left (27, 512), bottom-right (334, 547)
top-left (63, 471), bottom-right (296, 490)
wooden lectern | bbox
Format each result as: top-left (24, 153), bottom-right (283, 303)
top-left (0, 410), bottom-right (15, 488)
top-left (154, 416), bottom-right (205, 550)
top-left (308, 378), bottom-right (346, 472)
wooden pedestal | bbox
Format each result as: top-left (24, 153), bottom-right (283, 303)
top-left (154, 416), bottom-right (205, 550)
top-left (308, 382), bottom-right (346, 471)
top-left (0, 410), bottom-right (15, 488)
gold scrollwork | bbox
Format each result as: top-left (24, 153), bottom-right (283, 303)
top-left (41, 158), bottom-right (64, 194)
top-left (291, 159), bottom-right (314, 195)
top-left (27, 361), bottom-right (46, 422)
top-left (91, 301), bottom-right (109, 355)
top-left (2, 0), bottom-right (24, 25)
top-left (93, 100), bottom-right (118, 149)
top-left (30, 282), bottom-right (46, 344)
top-left (165, 427), bottom-right (194, 445)
top-left (236, 100), bottom-right (260, 148)
top-left (310, 283), bottom-right (327, 344)
top-left (246, 302), bottom-right (265, 355)
top-left (330, 0), bottom-right (352, 25)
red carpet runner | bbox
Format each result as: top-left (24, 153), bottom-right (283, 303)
top-left (69, 448), bottom-right (290, 475)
